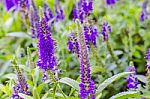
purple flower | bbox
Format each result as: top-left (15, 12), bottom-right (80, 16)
top-left (78, 26), bottom-right (95, 99)
top-left (42, 72), bottom-right (48, 81)
top-left (105, 0), bottom-right (116, 5)
top-left (55, 0), bottom-right (65, 21)
top-left (30, 0), bottom-right (39, 38)
top-left (73, 0), bottom-right (93, 23)
top-left (84, 25), bottom-right (98, 48)
top-left (146, 48), bottom-right (150, 70)
top-left (3, 0), bottom-right (15, 11)
top-left (67, 33), bottom-right (79, 56)
top-left (43, 2), bottom-right (54, 22)
top-left (12, 63), bottom-right (30, 99)
top-left (101, 21), bottom-right (112, 41)
top-left (82, 0), bottom-right (93, 15)
top-left (37, 17), bottom-right (57, 71)
top-left (73, 4), bottom-right (78, 21)
top-left (127, 66), bottom-right (139, 89)
top-left (140, 1), bottom-right (149, 22)
top-left (17, 0), bottom-right (29, 13)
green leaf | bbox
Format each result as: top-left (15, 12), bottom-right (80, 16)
top-left (41, 92), bottom-right (49, 99)
top-left (0, 83), bottom-right (11, 96)
top-left (37, 83), bottom-right (45, 95)
top-left (18, 93), bottom-right (33, 99)
top-left (141, 91), bottom-right (150, 98)
top-left (32, 87), bottom-right (40, 99)
top-left (6, 32), bottom-right (30, 38)
top-left (136, 75), bottom-right (147, 83)
top-left (59, 77), bottom-right (79, 91)
top-left (96, 72), bottom-right (132, 96)
top-left (2, 73), bottom-right (17, 79)
top-left (109, 91), bottom-right (140, 99)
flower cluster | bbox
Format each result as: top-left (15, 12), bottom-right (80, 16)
top-left (71, 0), bottom-right (98, 50)
top-left (4, 0), bottom-right (16, 11)
top-left (36, 17), bottom-right (59, 80)
top-left (105, 0), bottom-right (116, 5)
top-left (43, 2), bottom-right (54, 22)
top-left (101, 21), bottom-right (112, 41)
top-left (78, 26), bottom-right (95, 99)
top-left (127, 66), bottom-right (139, 89)
top-left (73, 0), bottom-right (93, 23)
top-left (84, 25), bottom-right (98, 48)
top-left (12, 61), bottom-right (30, 99)
top-left (30, 0), bottom-right (39, 38)
top-left (140, 1), bottom-right (150, 22)
top-left (4, 0), bottom-right (29, 12)
top-left (37, 17), bottom-right (57, 71)
top-left (146, 48), bottom-right (150, 71)
top-left (55, 0), bottom-right (65, 21)
top-left (12, 79), bottom-right (30, 99)
top-left (68, 33), bottom-right (79, 56)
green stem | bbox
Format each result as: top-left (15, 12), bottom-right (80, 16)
top-left (91, 45), bottom-right (105, 67)
top-left (106, 40), bottom-right (120, 67)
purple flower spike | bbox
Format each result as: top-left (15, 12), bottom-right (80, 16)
top-left (44, 2), bottom-right (54, 22)
top-left (37, 17), bottom-right (57, 71)
top-left (105, 0), bottom-right (116, 5)
top-left (11, 63), bottom-right (30, 99)
top-left (78, 26), bottom-right (95, 99)
top-left (84, 25), bottom-right (98, 48)
top-left (82, 0), bottom-right (93, 15)
top-left (55, 0), bottom-right (65, 21)
top-left (4, 0), bottom-right (15, 11)
top-left (101, 21), bottom-right (112, 41)
top-left (73, 0), bottom-right (93, 23)
top-left (68, 33), bottom-right (79, 56)
top-left (73, 4), bottom-right (78, 21)
top-left (146, 48), bottom-right (150, 70)
top-left (127, 66), bottom-right (139, 89)
top-left (30, 0), bottom-right (39, 38)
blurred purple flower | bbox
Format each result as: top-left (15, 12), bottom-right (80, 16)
top-left (55, 0), bottom-right (65, 21)
top-left (140, 1), bottom-right (149, 22)
top-left (12, 64), bottom-right (30, 99)
top-left (78, 26), bottom-right (95, 99)
top-left (101, 21), bottom-right (112, 41)
top-left (67, 33), bottom-right (79, 56)
top-left (43, 2), bottom-right (54, 22)
top-left (146, 48), bottom-right (150, 70)
top-left (73, 4), bottom-right (78, 21)
top-left (73, 0), bottom-right (93, 23)
top-left (30, 0), bottom-right (39, 38)
top-left (3, 0), bottom-right (16, 11)
top-left (127, 66), bottom-right (139, 89)
top-left (37, 17), bottom-right (58, 72)
top-left (105, 0), bottom-right (116, 5)
top-left (42, 72), bottom-right (48, 81)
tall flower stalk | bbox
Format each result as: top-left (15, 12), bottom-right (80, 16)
top-left (11, 59), bottom-right (30, 99)
top-left (77, 21), bottom-right (95, 99)
top-left (37, 17), bottom-right (59, 81)
top-left (30, 0), bottom-right (39, 38)
top-left (101, 20), bottom-right (120, 67)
